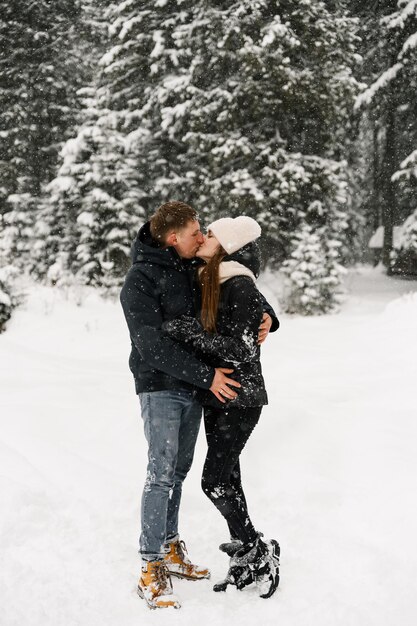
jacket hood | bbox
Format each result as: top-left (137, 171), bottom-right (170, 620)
top-left (223, 241), bottom-right (261, 278)
top-left (131, 221), bottom-right (184, 271)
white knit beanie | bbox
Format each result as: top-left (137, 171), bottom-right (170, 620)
top-left (208, 216), bottom-right (261, 254)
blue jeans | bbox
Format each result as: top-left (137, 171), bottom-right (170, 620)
top-left (138, 389), bottom-right (202, 561)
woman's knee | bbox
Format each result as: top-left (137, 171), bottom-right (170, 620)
top-left (201, 477), bottom-right (233, 501)
top-left (201, 474), bottom-right (223, 499)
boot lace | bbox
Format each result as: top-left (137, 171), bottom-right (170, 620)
top-left (152, 561), bottom-right (168, 590)
top-left (177, 540), bottom-right (192, 565)
top-left (178, 540), bottom-right (186, 558)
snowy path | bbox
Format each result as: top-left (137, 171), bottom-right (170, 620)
top-left (1, 267), bottom-right (416, 626)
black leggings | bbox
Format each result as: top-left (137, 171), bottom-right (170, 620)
top-left (201, 405), bottom-right (262, 545)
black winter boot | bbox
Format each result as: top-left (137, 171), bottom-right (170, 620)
top-left (230, 536), bottom-right (280, 599)
top-left (213, 559), bottom-right (254, 593)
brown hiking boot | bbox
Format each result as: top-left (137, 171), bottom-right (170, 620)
top-left (137, 560), bottom-right (181, 609)
top-left (164, 538), bottom-right (210, 580)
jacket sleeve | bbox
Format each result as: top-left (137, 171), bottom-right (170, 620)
top-left (259, 292), bottom-right (280, 332)
top-left (163, 278), bottom-right (263, 363)
top-left (120, 271), bottom-right (214, 390)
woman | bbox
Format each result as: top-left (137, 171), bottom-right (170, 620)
top-left (163, 216), bottom-right (280, 599)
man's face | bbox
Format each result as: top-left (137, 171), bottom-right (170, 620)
top-left (170, 220), bottom-right (205, 259)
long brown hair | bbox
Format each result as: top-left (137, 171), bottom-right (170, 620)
top-left (199, 247), bottom-right (226, 332)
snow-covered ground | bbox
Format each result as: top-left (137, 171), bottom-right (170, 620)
top-left (1, 266), bottom-right (416, 626)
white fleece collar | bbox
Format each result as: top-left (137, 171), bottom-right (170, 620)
top-left (218, 260), bottom-right (256, 284)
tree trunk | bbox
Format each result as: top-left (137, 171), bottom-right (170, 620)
top-left (381, 107), bottom-right (396, 269)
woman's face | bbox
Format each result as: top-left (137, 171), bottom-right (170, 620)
top-left (195, 230), bottom-right (221, 261)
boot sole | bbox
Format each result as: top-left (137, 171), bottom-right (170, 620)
top-left (269, 539), bottom-right (280, 559)
top-left (213, 579), bottom-right (230, 592)
top-left (258, 548), bottom-right (280, 599)
top-left (137, 586), bottom-right (181, 609)
top-left (169, 571), bottom-right (211, 581)
top-left (259, 569), bottom-right (280, 599)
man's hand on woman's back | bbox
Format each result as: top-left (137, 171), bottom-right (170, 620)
top-left (258, 312), bottom-right (272, 344)
top-left (210, 368), bottom-right (241, 404)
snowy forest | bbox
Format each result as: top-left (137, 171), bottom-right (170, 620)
top-left (1, 0), bottom-right (417, 326)
top-left (2, 3), bottom-right (417, 624)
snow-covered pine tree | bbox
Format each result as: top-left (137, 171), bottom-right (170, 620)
top-left (125, 0), bottom-right (360, 262)
top-left (40, 90), bottom-right (146, 288)
top-left (73, 117), bottom-right (144, 289)
top-left (36, 98), bottom-right (141, 288)
top-left (282, 223), bottom-right (346, 315)
top-left (40, 0), bottom-right (359, 294)
top-left (0, 0), bottom-right (98, 272)
top-left (0, 194), bottom-right (36, 270)
top-left (37, 0), bottom-right (182, 287)
top-left (0, 265), bottom-right (19, 333)
top-left (97, 1), bottom-right (360, 265)
top-left (34, 1), bottom-right (145, 288)
top-left (390, 207), bottom-right (417, 275)
top-left (34, 110), bottom-right (98, 285)
top-left (100, 0), bottom-right (194, 214)
top-left (0, 217), bottom-right (20, 332)
top-left (0, 0), bottom-right (82, 203)
top-left (354, 0), bottom-right (417, 267)
top-left (386, 3), bottom-right (417, 274)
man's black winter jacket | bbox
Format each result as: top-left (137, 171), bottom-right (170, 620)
top-left (120, 222), bottom-right (214, 394)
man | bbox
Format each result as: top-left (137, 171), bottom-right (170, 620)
top-left (120, 201), bottom-right (278, 609)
